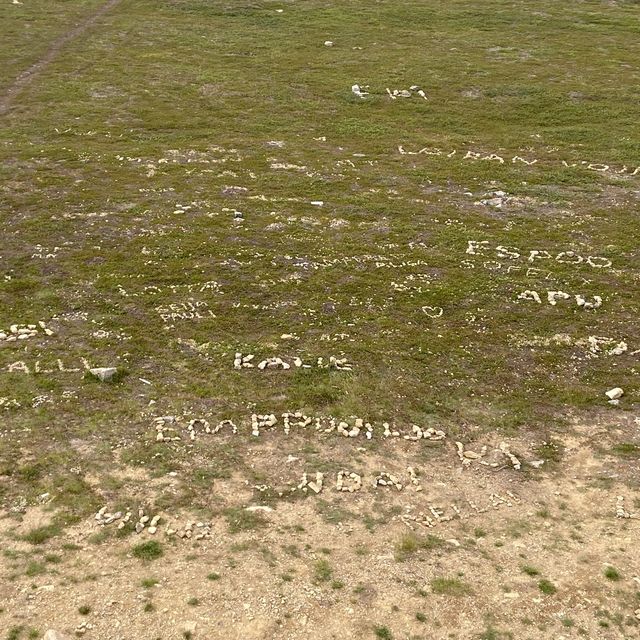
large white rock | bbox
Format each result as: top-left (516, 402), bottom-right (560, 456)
top-left (89, 367), bottom-right (118, 382)
top-left (605, 387), bottom-right (624, 400)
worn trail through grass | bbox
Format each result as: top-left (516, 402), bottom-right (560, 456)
top-left (0, 0), bottom-right (122, 115)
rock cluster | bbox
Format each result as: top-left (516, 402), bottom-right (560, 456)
top-left (187, 418), bottom-right (209, 440)
top-left (153, 411), bottom-right (448, 442)
top-left (615, 496), bottom-right (637, 519)
top-left (154, 415), bottom-right (182, 442)
top-left (251, 413), bottom-right (278, 436)
top-left (498, 442), bottom-right (522, 470)
top-left (576, 294), bottom-right (602, 310)
top-left (0, 320), bottom-right (53, 342)
top-left (297, 472), bottom-right (324, 494)
top-left (518, 290), bottom-right (602, 310)
top-left (337, 471), bottom-right (362, 492)
top-left (547, 290), bottom-right (570, 305)
top-left (234, 353), bottom-right (255, 369)
top-left (400, 491), bottom-right (522, 530)
top-left (605, 387), bottom-right (624, 400)
top-left (477, 189), bottom-right (509, 208)
top-left (386, 85), bottom-right (427, 100)
top-left (88, 367), bottom-right (118, 382)
top-left (95, 506), bottom-right (161, 534)
top-left (75, 622), bottom-right (93, 636)
top-left (321, 356), bottom-right (353, 371)
top-left (234, 352), bottom-right (353, 371)
top-left (336, 418), bottom-right (369, 438)
top-left (351, 84), bottom-right (369, 98)
top-left (518, 290), bottom-right (541, 304)
top-left (404, 425), bottom-right (446, 441)
top-left (257, 357), bottom-right (290, 370)
top-left (166, 520), bottom-right (211, 540)
top-left (135, 510), bottom-right (161, 534)
top-left (374, 472), bottom-right (402, 490)
top-left (283, 412), bottom-right (313, 435)
top-left (456, 441), bottom-right (522, 470)
top-left (455, 441), bottom-right (488, 466)
top-left (95, 506), bottom-right (123, 526)
top-left (407, 466), bottom-right (422, 491)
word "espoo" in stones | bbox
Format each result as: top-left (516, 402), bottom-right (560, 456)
top-left (466, 241), bottom-right (611, 269)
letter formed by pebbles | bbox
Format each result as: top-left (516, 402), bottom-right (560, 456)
top-left (374, 472), bottom-right (403, 490)
top-left (154, 416), bottom-right (182, 442)
top-left (297, 472), bottom-right (324, 494)
top-left (336, 471), bottom-right (362, 492)
top-left (234, 353), bottom-right (255, 369)
top-left (251, 413), bottom-right (278, 436)
top-left (615, 496), bottom-right (638, 519)
top-left (517, 290), bottom-right (542, 304)
top-left (575, 294), bottom-right (602, 310)
top-left (455, 442), bottom-right (488, 466)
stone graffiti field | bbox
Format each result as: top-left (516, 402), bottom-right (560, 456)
top-left (0, 1), bottom-right (639, 638)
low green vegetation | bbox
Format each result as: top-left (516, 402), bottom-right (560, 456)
top-left (538, 579), bottom-right (557, 595)
top-left (131, 541), bottom-right (163, 561)
top-left (431, 577), bottom-right (473, 597)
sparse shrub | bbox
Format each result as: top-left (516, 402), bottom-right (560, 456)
top-left (224, 507), bottom-right (267, 533)
top-left (7, 625), bottom-right (24, 640)
top-left (521, 565), bottom-right (540, 576)
top-left (604, 566), bottom-right (621, 581)
top-left (395, 533), bottom-right (444, 561)
top-left (538, 579), bottom-right (557, 595)
top-left (207, 572), bottom-right (221, 581)
top-left (611, 443), bottom-right (640, 458)
top-left (132, 541), bottom-right (163, 561)
top-left (313, 558), bottom-right (332, 582)
top-left (431, 577), bottom-right (472, 596)
top-left (374, 626), bottom-right (393, 640)
top-left (44, 554), bottom-right (61, 564)
top-left (22, 524), bottom-right (61, 545)
top-left (25, 561), bottom-right (46, 577)
top-left (78, 605), bottom-right (91, 615)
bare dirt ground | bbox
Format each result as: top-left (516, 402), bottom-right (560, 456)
top-left (1, 413), bottom-right (639, 639)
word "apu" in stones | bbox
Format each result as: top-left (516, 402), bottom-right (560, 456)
top-left (517, 290), bottom-right (602, 310)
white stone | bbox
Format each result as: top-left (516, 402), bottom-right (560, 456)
top-left (605, 387), bottom-right (623, 400)
top-left (89, 367), bottom-right (118, 382)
